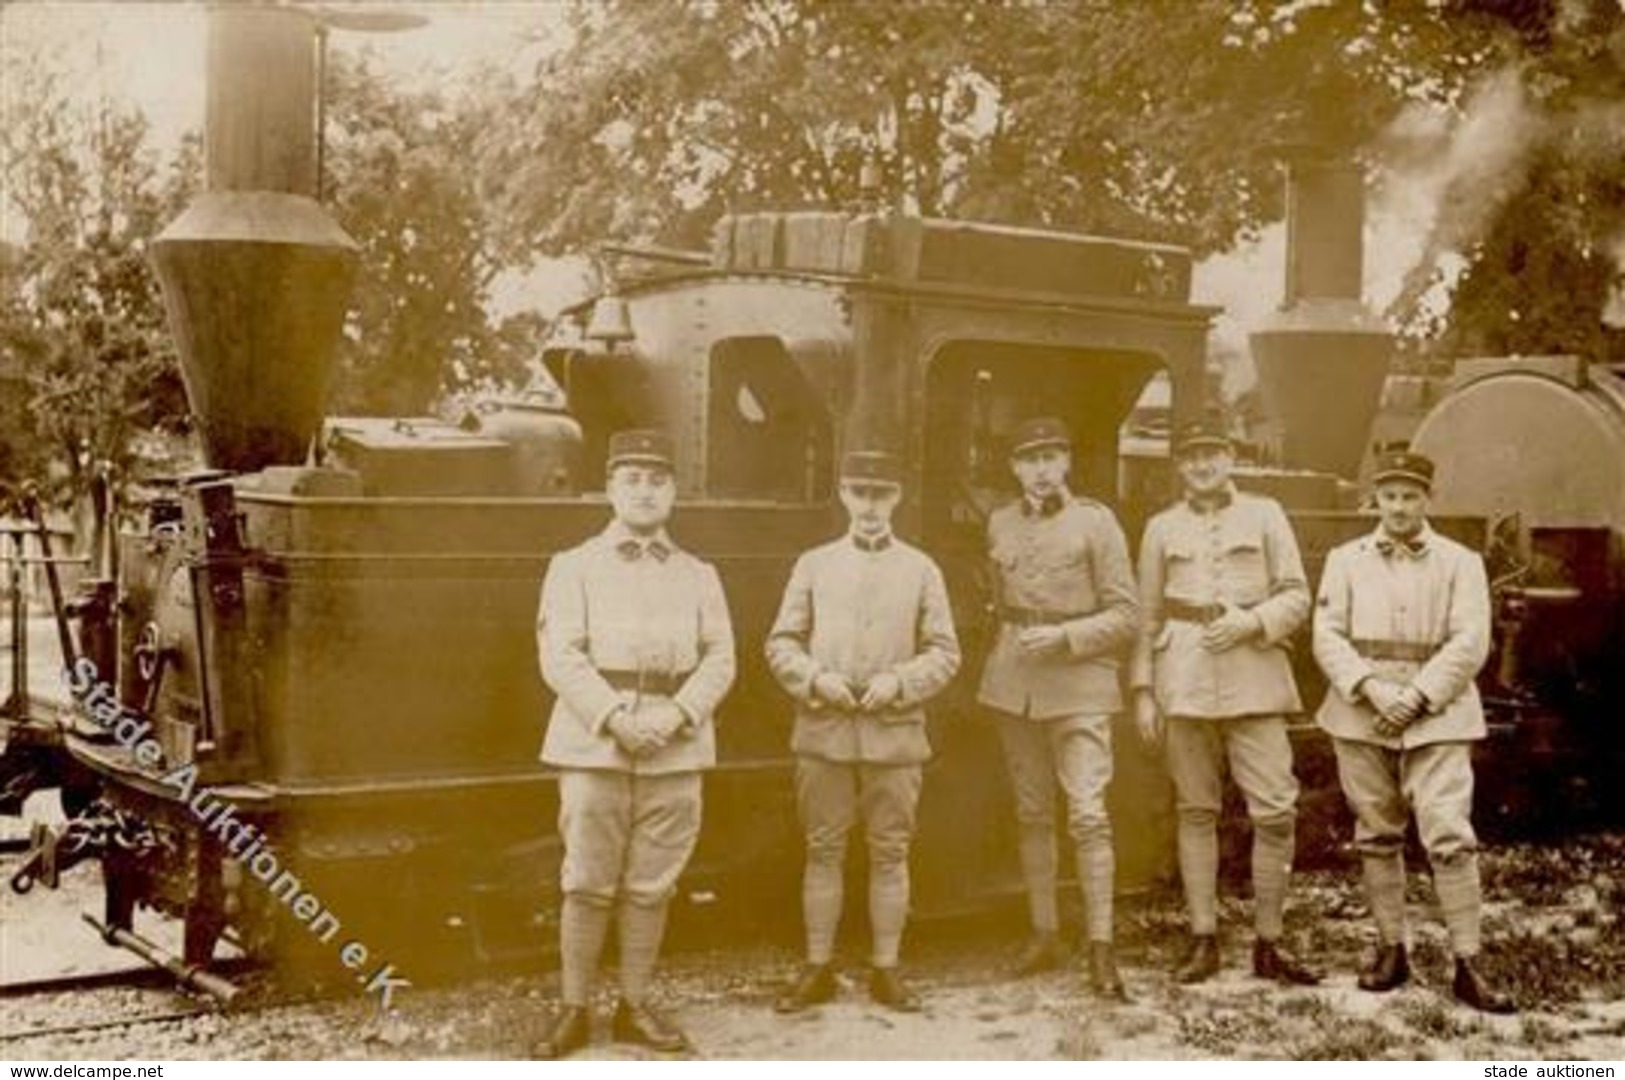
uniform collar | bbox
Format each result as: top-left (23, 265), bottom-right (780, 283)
top-left (1186, 483), bottom-right (1236, 514)
top-left (1021, 490), bottom-right (1069, 518)
top-left (850, 530), bottom-right (893, 553)
top-left (1373, 523), bottom-right (1432, 560)
top-left (604, 520), bottom-right (675, 562)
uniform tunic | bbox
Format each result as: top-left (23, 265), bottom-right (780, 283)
top-left (766, 533), bottom-right (961, 766)
top-left (539, 521), bottom-right (735, 775)
top-left (977, 496), bottom-right (1138, 720)
top-left (1130, 487), bottom-right (1308, 718)
top-left (1312, 525), bottom-right (1491, 748)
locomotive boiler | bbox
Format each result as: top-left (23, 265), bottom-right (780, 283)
top-left (1412, 356), bottom-right (1625, 820)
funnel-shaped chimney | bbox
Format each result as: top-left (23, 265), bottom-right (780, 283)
top-left (1249, 155), bottom-right (1391, 478)
top-left (151, 195), bottom-right (356, 472)
top-left (151, 4), bottom-right (358, 472)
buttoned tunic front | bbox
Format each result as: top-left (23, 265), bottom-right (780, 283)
top-left (766, 534), bottom-right (961, 765)
top-left (976, 496), bottom-right (1138, 721)
top-left (1131, 488), bottom-right (1308, 718)
top-left (537, 521), bottom-right (736, 775)
top-left (1313, 525), bottom-right (1491, 748)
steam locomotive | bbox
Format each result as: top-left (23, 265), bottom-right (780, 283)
top-left (4, 5), bottom-right (1621, 991)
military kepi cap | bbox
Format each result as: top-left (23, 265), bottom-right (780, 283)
top-left (1174, 417), bottom-right (1233, 455)
top-left (607, 428), bottom-right (675, 471)
top-left (1371, 447), bottom-right (1435, 490)
top-left (840, 450), bottom-right (902, 486)
top-left (1009, 417), bottom-right (1071, 458)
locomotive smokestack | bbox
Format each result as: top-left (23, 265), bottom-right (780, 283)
top-left (150, 4), bottom-right (357, 473)
top-left (203, 5), bottom-right (319, 195)
top-left (1249, 152), bottom-right (1392, 478)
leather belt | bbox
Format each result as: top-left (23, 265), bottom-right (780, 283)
top-left (999, 603), bottom-right (1089, 627)
top-left (1163, 599), bottom-right (1226, 624)
top-left (1352, 639), bottom-right (1439, 663)
top-left (599, 669), bottom-right (691, 695)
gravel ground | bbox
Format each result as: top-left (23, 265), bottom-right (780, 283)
top-left (4, 831), bottom-right (1624, 1061)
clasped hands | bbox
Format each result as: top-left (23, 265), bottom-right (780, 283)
top-left (1200, 603), bottom-right (1264, 653)
top-left (1360, 676), bottom-right (1427, 737)
top-left (811, 670), bottom-right (904, 714)
top-left (606, 699), bottom-right (689, 758)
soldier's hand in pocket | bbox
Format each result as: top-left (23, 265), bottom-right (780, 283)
top-left (1134, 691), bottom-right (1163, 747)
top-left (859, 671), bottom-right (903, 713)
top-left (1201, 605), bottom-right (1261, 652)
top-left (812, 671), bottom-right (859, 710)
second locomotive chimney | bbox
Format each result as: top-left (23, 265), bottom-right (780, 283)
top-left (149, 4), bottom-right (358, 473)
top-left (1249, 152), bottom-right (1392, 478)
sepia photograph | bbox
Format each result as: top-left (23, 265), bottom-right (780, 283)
top-left (2, 0), bottom-right (1623, 1065)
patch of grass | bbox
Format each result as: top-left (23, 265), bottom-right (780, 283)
top-left (1480, 835), bottom-right (1625, 907)
top-left (1176, 1009), bottom-right (1258, 1056)
top-left (1408, 935), bottom-right (1453, 978)
top-left (1289, 1017), bottom-right (1404, 1060)
top-left (1519, 1015), bottom-right (1574, 1048)
top-left (1277, 995), bottom-right (1335, 1024)
top-left (1395, 995), bottom-right (1477, 1040)
top-left (1478, 918), bottom-right (1625, 1007)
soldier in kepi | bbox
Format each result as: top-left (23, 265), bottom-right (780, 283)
top-left (767, 450), bottom-right (960, 1013)
top-left (1312, 448), bottom-right (1514, 1013)
top-left (532, 429), bottom-right (737, 1057)
top-left (977, 417), bottom-right (1137, 1000)
top-left (1131, 417), bottom-right (1321, 987)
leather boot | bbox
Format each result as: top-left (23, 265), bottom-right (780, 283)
top-left (1453, 957), bottom-right (1515, 1014)
top-left (1088, 942), bottom-right (1129, 1002)
top-left (1357, 943), bottom-right (1410, 992)
top-left (611, 999), bottom-right (690, 1052)
top-left (1253, 938), bottom-right (1323, 986)
top-left (1174, 934), bottom-right (1220, 984)
top-left (868, 966), bottom-right (922, 1012)
top-left (1011, 932), bottom-right (1067, 976)
top-left (530, 1005), bottom-right (591, 1059)
top-left (774, 963), bottom-right (838, 1013)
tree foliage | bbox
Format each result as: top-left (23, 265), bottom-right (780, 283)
top-left (479, 1), bottom-right (1474, 256)
top-left (480, 0), bottom-right (1624, 364)
top-left (0, 56), bottom-right (197, 506)
top-left (323, 52), bottom-right (531, 416)
top-left (1402, 0), bottom-right (1625, 365)
top-left (1, 46), bottom-right (540, 507)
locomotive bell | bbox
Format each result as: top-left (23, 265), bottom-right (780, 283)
top-left (584, 295), bottom-right (635, 351)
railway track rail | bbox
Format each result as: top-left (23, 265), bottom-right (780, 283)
top-left (0, 958), bottom-right (278, 1046)
top-left (0, 1004), bottom-right (224, 1045)
top-left (0, 957), bottom-right (260, 1001)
